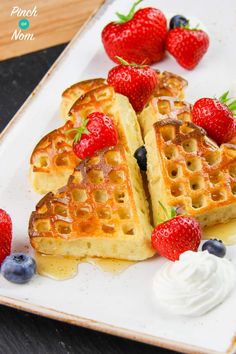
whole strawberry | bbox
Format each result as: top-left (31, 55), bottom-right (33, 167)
top-left (151, 204), bottom-right (201, 261)
top-left (166, 24), bottom-right (209, 70)
top-left (107, 58), bottom-right (158, 112)
top-left (68, 112), bottom-right (118, 160)
top-left (192, 91), bottom-right (236, 145)
top-left (0, 209), bottom-right (12, 264)
top-left (102, 0), bottom-right (167, 65)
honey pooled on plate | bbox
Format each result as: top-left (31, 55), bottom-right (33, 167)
top-left (203, 219), bottom-right (236, 245)
top-left (35, 253), bottom-right (136, 280)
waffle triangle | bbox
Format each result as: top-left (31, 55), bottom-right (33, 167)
top-left (139, 95), bottom-right (192, 138)
top-left (61, 72), bottom-right (187, 121)
top-left (60, 78), bottom-right (106, 119)
top-left (154, 71), bottom-right (187, 99)
top-left (29, 144), bottom-right (154, 260)
top-left (30, 85), bottom-right (143, 194)
top-left (145, 119), bottom-right (236, 228)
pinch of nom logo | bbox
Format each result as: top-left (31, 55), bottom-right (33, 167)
top-left (11, 6), bottom-right (37, 41)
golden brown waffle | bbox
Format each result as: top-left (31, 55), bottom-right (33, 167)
top-left (29, 144), bottom-right (154, 260)
top-left (145, 119), bottom-right (236, 228)
top-left (61, 72), bottom-right (187, 121)
top-left (30, 120), bottom-right (80, 194)
top-left (155, 71), bottom-right (188, 99)
top-left (139, 95), bottom-right (192, 137)
top-left (60, 78), bottom-right (106, 119)
top-left (30, 85), bottom-right (143, 194)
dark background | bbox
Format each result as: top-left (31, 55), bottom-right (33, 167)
top-left (0, 45), bottom-right (178, 354)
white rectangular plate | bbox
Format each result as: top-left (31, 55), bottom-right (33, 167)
top-left (1, 0), bottom-right (236, 353)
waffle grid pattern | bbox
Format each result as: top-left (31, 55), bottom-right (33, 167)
top-left (60, 78), bottom-right (106, 119)
top-left (155, 119), bottom-right (236, 218)
top-left (31, 121), bottom-right (79, 173)
top-left (155, 71), bottom-right (188, 98)
top-left (139, 95), bottom-right (191, 138)
top-left (31, 86), bottom-right (116, 173)
top-left (62, 78), bottom-right (106, 99)
top-left (30, 145), bottom-right (139, 240)
top-left (70, 85), bottom-right (115, 122)
top-left (151, 96), bottom-right (192, 122)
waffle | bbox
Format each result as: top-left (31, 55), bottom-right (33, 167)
top-left (30, 120), bottom-right (80, 194)
top-left (29, 144), bottom-right (155, 260)
top-left (30, 85), bottom-right (143, 194)
top-left (145, 119), bottom-right (236, 228)
top-left (60, 78), bottom-right (106, 119)
top-left (61, 72), bottom-right (187, 121)
top-left (155, 71), bottom-right (188, 99)
top-left (139, 95), bottom-right (192, 137)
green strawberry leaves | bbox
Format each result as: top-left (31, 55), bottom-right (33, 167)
top-left (179, 20), bottom-right (190, 29)
top-left (157, 201), bottom-right (176, 224)
top-left (65, 118), bottom-right (90, 143)
top-left (179, 21), bottom-right (200, 31)
top-left (115, 56), bottom-right (147, 67)
top-left (219, 91), bottom-right (236, 116)
top-left (116, 0), bottom-right (143, 24)
top-left (115, 56), bottom-right (132, 66)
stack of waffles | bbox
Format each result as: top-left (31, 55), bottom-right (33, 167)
top-left (29, 80), bottom-right (154, 260)
top-left (30, 70), bottom-right (236, 262)
top-left (138, 78), bottom-right (236, 229)
top-left (29, 72), bottom-right (187, 260)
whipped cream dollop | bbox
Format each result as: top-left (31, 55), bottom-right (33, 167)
top-left (153, 251), bottom-right (235, 316)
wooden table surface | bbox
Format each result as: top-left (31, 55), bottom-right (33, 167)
top-left (1, 0), bottom-right (104, 60)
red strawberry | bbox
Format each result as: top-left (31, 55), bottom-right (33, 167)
top-left (152, 209), bottom-right (201, 261)
top-left (107, 58), bottom-right (158, 112)
top-left (68, 112), bottom-right (118, 160)
top-left (0, 209), bottom-right (12, 264)
top-left (102, 0), bottom-right (167, 65)
top-left (166, 26), bottom-right (209, 70)
top-left (192, 91), bottom-right (236, 145)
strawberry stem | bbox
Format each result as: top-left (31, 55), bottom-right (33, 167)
top-left (157, 201), bottom-right (177, 224)
top-left (180, 20), bottom-right (190, 29)
top-left (170, 207), bottom-right (177, 218)
top-left (65, 118), bottom-right (90, 142)
top-left (180, 21), bottom-right (200, 31)
top-left (219, 91), bottom-right (236, 116)
top-left (115, 0), bottom-right (143, 24)
top-left (115, 56), bottom-right (147, 67)
top-left (158, 201), bottom-right (169, 220)
top-left (116, 56), bottom-right (132, 66)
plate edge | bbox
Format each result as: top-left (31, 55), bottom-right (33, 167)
top-left (0, 0), bottom-right (234, 353)
top-left (0, 295), bottom-right (222, 354)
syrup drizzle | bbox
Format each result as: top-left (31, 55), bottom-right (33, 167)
top-left (35, 253), bottom-right (136, 280)
top-left (35, 220), bottom-right (236, 280)
top-left (203, 219), bottom-right (236, 245)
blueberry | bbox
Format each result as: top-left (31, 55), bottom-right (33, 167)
top-left (202, 239), bottom-right (226, 258)
top-left (169, 15), bottom-right (189, 30)
top-left (134, 145), bottom-right (147, 171)
top-left (1, 253), bottom-right (36, 284)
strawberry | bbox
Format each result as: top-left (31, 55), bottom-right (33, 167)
top-left (107, 58), bottom-right (158, 112)
top-left (166, 25), bottom-right (209, 70)
top-left (101, 0), bottom-right (167, 65)
top-left (0, 209), bottom-right (12, 264)
top-left (192, 91), bottom-right (236, 145)
top-left (67, 112), bottom-right (118, 160)
top-left (151, 203), bottom-right (201, 261)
